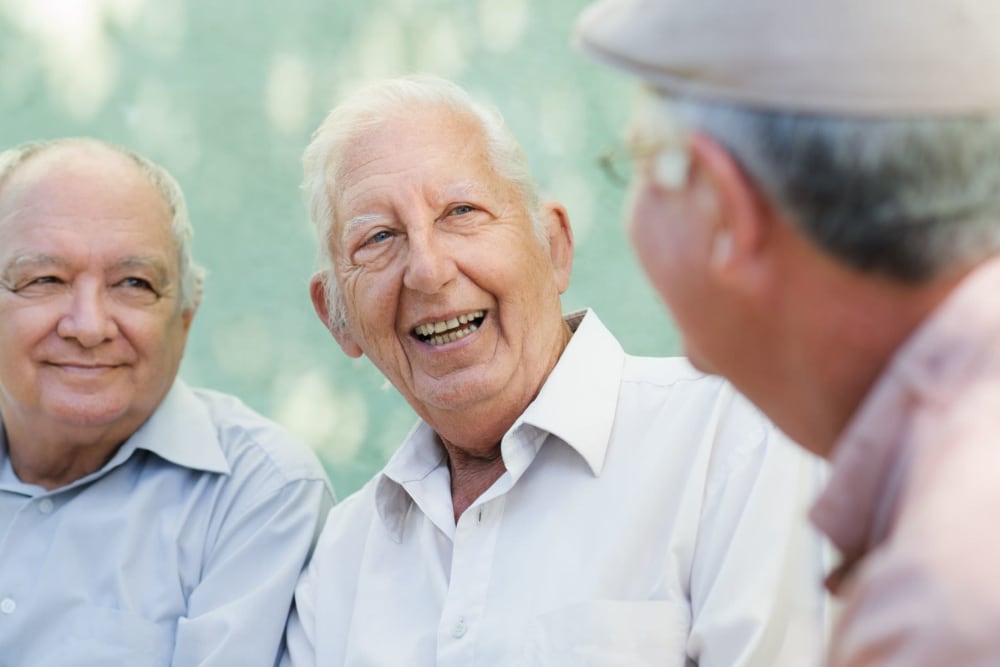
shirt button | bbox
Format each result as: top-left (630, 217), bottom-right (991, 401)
top-left (0, 598), bottom-right (15, 614)
top-left (451, 619), bottom-right (468, 638)
top-left (38, 499), bottom-right (54, 514)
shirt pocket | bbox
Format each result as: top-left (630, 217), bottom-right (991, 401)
top-left (521, 599), bottom-right (692, 667)
top-left (41, 606), bottom-right (174, 667)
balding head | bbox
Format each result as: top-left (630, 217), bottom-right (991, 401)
top-left (0, 138), bottom-right (205, 312)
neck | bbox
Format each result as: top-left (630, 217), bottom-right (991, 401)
top-left (443, 437), bottom-right (506, 522)
top-left (6, 436), bottom-right (122, 490)
top-left (422, 318), bottom-right (573, 520)
top-left (742, 254), bottom-right (967, 459)
top-left (1, 416), bottom-right (127, 490)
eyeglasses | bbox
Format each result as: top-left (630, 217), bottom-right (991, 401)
top-left (597, 138), bottom-right (690, 189)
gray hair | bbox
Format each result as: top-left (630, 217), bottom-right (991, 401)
top-left (303, 74), bottom-right (544, 327)
top-left (644, 93), bottom-right (1000, 282)
top-left (0, 138), bottom-right (206, 311)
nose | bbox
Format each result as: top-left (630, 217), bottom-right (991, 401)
top-left (402, 230), bottom-right (457, 295)
top-left (56, 282), bottom-right (119, 348)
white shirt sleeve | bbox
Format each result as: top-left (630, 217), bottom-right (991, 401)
top-left (687, 412), bottom-right (828, 667)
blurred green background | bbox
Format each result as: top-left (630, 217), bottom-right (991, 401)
top-left (0, 0), bottom-right (680, 496)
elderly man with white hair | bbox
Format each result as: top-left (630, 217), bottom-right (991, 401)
top-left (0, 138), bottom-right (333, 666)
top-left (576, 0), bottom-right (1000, 665)
top-left (281, 74), bottom-right (828, 667)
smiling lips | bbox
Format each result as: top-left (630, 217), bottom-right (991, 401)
top-left (412, 310), bottom-right (486, 346)
top-left (48, 362), bottom-right (119, 373)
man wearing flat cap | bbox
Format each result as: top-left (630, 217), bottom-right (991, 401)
top-left (576, 0), bottom-right (1000, 665)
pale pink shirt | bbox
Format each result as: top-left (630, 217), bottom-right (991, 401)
top-left (811, 256), bottom-right (1000, 667)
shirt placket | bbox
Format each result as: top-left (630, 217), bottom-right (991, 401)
top-left (436, 494), bottom-right (506, 667)
top-left (0, 491), bottom-right (60, 664)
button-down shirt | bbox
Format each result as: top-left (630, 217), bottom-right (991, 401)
top-left (811, 257), bottom-right (1000, 667)
top-left (283, 310), bottom-right (828, 667)
top-left (0, 379), bottom-right (334, 667)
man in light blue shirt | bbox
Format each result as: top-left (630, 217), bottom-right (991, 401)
top-left (0, 138), bottom-right (333, 666)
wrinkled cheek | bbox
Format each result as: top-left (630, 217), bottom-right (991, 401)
top-left (340, 274), bottom-right (373, 326)
top-left (343, 280), bottom-right (396, 354)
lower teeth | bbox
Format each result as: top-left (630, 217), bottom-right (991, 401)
top-left (428, 322), bottom-right (478, 346)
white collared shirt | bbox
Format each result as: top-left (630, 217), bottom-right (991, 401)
top-left (283, 310), bottom-right (828, 667)
top-left (0, 380), bottom-right (334, 667)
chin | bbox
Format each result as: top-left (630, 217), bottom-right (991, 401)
top-left (45, 396), bottom-right (136, 429)
top-left (412, 372), bottom-right (505, 415)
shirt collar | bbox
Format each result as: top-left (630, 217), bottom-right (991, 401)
top-left (0, 379), bottom-right (230, 494)
top-left (375, 420), bottom-right (448, 542)
top-left (374, 309), bottom-right (625, 540)
top-left (517, 309), bottom-right (624, 477)
top-left (126, 379), bottom-right (231, 475)
top-left (811, 256), bottom-right (1000, 564)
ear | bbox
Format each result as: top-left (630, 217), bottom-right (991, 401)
top-left (540, 202), bottom-right (574, 294)
top-left (179, 284), bottom-right (202, 334)
top-left (685, 131), bottom-right (772, 289)
top-left (309, 271), bottom-right (363, 359)
top-left (181, 306), bottom-right (197, 334)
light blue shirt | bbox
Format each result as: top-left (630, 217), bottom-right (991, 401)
top-left (0, 379), bottom-right (334, 667)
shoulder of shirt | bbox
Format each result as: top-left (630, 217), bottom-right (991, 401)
top-left (312, 475), bottom-right (380, 552)
top-left (187, 386), bottom-right (331, 488)
top-left (619, 354), bottom-right (785, 456)
top-left (620, 353), bottom-right (725, 390)
top-left (615, 358), bottom-right (816, 509)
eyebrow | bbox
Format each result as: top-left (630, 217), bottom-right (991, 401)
top-left (0, 254), bottom-right (170, 284)
top-left (111, 257), bottom-right (171, 285)
top-left (342, 213), bottom-right (389, 238)
top-left (444, 180), bottom-right (481, 198)
top-left (336, 180), bottom-right (492, 241)
top-left (0, 253), bottom-right (64, 283)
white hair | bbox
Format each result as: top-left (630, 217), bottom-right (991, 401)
top-left (302, 74), bottom-right (545, 328)
top-left (0, 138), bottom-right (206, 311)
top-left (635, 89), bottom-right (1000, 282)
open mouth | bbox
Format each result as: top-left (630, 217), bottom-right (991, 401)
top-left (412, 310), bottom-right (486, 346)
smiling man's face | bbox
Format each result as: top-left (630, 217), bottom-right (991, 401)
top-left (313, 106), bottom-right (573, 427)
top-left (0, 144), bottom-right (194, 451)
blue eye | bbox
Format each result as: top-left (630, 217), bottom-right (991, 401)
top-left (451, 205), bottom-right (474, 216)
top-left (31, 276), bottom-right (62, 285)
top-left (365, 230), bottom-right (393, 245)
top-left (119, 277), bottom-right (154, 290)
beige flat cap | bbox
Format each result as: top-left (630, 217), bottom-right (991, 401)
top-left (575, 0), bottom-right (1000, 116)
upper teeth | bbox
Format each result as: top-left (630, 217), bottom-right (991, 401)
top-left (414, 310), bottom-right (484, 337)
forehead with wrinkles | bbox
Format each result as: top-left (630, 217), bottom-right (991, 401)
top-left (0, 143), bottom-right (176, 275)
top-left (330, 107), bottom-right (513, 237)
